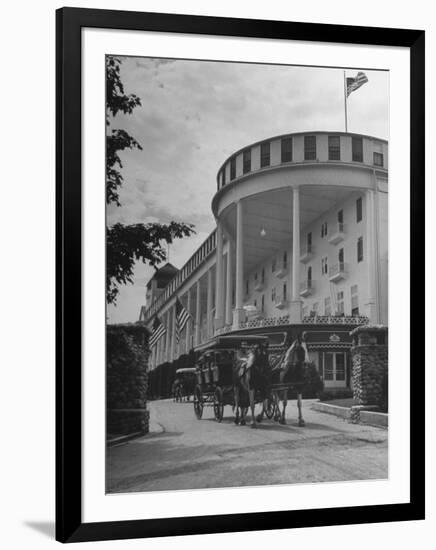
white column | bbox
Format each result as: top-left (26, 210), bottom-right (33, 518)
top-left (185, 289), bottom-right (192, 351)
top-left (214, 222), bottom-right (224, 331)
top-left (171, 303), bottom-right (177, 361)
top-left (158, 330), bottom-right (163, 365)
top-left (151, 344), bottom-right (157, 370)
top-left (165, 310), bottom-right (171, 361)
top-left (233, 200), bottom-right (245, 328)
top-left (155, 333), bottom-right (160, 367)
top-left (225, 239), bottom-right (234, 326)
top-left (289, 186), bottom-right (302, 322)
top-left (207, 269), bottom-right (213, 337)
top-left (195, 280), bottom-right (201, 346)
top-left (365, 189), bottom-right (378, 322)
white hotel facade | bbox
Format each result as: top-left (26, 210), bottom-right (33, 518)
top-left (140, 131), bottom-right (388, 390)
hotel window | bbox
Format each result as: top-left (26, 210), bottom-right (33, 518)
top-left (260, 142), bottom-right (270, 167)
top-left (283, 283), bottom-right (287, 300)
top-left (283, 251), bottom-right (288, 269)
top-left (261, 268), bottom-right (265, 284)
top-left (321, 256), bottom-right (328, 275)
top-left (324, 297), bottom-right (331, 316)
top-left (356, 197), bottom-right (362, 223)
top-left (243, 148), bottom-right (251, 174)
top-left (307, 232), bottom-right (312, 252)
top-left (337, 291), bottom-right (344, 315)
top-left (304, 135), bottom-right (317, 160)
top-left (351, 285), bottom-right (359, 316)
top-left (271, 287), bottom-right (276, 302)
top-left (222, 169), bottom-right (226, 187)
top-left (261, 294), bottom-right (265, 312)
top-left (373, 152), bottom-right (384, 167)
top-left (254, 299), bottom-right (257, 308)
top-left (321, 351), bottom-right (346, 383)
top-left (230, 157), bottom-right (236, 180)
top-left (254, 272), bottom-right (258, 282)
top-left (328, 135), bottom-right (341, 160)
top-left (352, 137), bottom-right (363, 162)
top-left (321, 221), bottom-right (328, 238)
top-left (338, 247), bottom-right (344, 268)
top-left (272, 257), bottom-right (276, 272)
top-left (357, 236), bottom-right (364, 263)
top-left (281, 137), bottom-right (293, 163)
top-left (246, 279), bottom-right (249, 295)
top-left (311, 302), bottom-right (319, 316)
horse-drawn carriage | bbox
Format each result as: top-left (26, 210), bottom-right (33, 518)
top-left (193, 333), bottom-right (316, 427)
top-left (193, 335), bottom-right (274, 423)
top-left (172, 367), bottom-right (197, 402)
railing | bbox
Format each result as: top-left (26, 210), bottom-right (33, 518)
top-left (300, 279), bottom-right (314, 291)
top-left (302, 315), bottom-right (369, 325)
top-left (329, 262), bottom-right (347, 277)
top-left (300, 244), bottom-right (314, 259)
top-left (239, 315), bottom-right (290, 330)
top-left (212, 313), bottom-right (369, 334)
top-left (273, 263), bottom-right (288, 278)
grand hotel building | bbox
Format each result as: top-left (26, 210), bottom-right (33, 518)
top-left (139, 131), bottom-right (388, 390)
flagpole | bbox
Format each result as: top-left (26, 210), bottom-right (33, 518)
top-left (343, 70), bottom-right (348, 133)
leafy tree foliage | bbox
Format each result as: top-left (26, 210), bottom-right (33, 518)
top-left (106, 56), bottom-right (194, 305)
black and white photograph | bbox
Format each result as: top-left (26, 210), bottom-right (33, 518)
top-left (106, 55), bottom-right (389, 494)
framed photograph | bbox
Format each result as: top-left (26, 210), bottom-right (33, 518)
top-left (56, 7), bottom-right (425, 543)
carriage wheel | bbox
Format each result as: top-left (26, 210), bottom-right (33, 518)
top-left (213, 387), bottom-right (224, 423)
top-left (193, 386), bottom-right (204, 420)
top-left (265, 395), bottom-right (275, 420)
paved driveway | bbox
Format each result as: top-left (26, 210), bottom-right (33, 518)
top-left (107, 398), bottom-right (388, 493)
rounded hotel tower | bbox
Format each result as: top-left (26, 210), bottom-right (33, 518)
top-left (212, 131), bottom-right (388, 331)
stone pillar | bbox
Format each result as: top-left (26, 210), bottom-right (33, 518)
top-left (185, 288), bottom-right (192, 352)
top-left (365, 189), bottom-right (378, 323)
top-left (350, 325), bottom-right (388, 407)
top-left (207, 268), bottom-right (213, 338)
top-left (225, 239), bottom-right (234, 326)
top-left (214, 222), bottom-right (224, 331)
top-left (233, 200), bottom-right (245, 328)
top-left (289, 186), bottom-right (302, 322)
top-left (195, 280), bottom-right (201, 346)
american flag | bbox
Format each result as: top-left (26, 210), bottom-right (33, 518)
top-left (175, 296), bottom-right (191, 344)
top-left (346, 72), bottom-right (368, 97)
top-left (149, 315), bottom-right (166, 348)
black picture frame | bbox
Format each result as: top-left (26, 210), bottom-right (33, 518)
top-left (56, 7), bottom-right (425, 543)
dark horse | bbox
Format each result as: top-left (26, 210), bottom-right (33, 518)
top-left (232, 343), bottom-right (271, 428)
top-left (270, 334), bottom-right (308, 426)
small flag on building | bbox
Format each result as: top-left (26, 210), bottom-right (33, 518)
top-left (149, 315), bottom-right (166, 348)
top-left (175, 296), bottom-right (191, 344)
top-left (346, 71), bottom-right (368, 97)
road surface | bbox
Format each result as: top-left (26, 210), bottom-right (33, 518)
top-left (107, 398), bottom-right (387, 493)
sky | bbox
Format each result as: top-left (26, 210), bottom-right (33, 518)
top-left (107, 57), bottom-right (389, 324)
